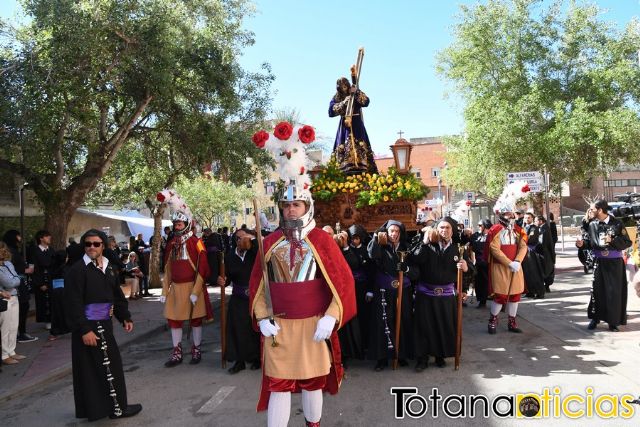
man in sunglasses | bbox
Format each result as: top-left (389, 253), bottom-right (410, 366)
top-left (64, 229), bottom-right (142, 421)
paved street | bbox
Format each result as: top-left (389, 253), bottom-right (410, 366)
top-left (1, 248), bottom-right (639, 426)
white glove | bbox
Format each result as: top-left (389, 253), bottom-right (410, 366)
top-left (508, 261), bottom-right (521, 272)
top-left (159, 295), bottom-right (166, 304)
top-left (258, 319), bottom-right (280, 337)
top-left (189, 294), bottom-right (198, 305)
top-left (313, 315), bottom-right (336, 342)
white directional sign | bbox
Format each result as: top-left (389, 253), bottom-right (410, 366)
top-left (424, 199), bottom-right (440, 207)
top-left (506, 171), bottom-right (543, 193)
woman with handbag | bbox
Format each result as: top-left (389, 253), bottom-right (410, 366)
top-left (0, 241), bottom-right (27, 365)
top-left (2, 230), bottom-right (37, 343)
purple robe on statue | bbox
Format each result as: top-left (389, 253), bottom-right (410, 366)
top-left (329, 89), bottom-right (378, 175)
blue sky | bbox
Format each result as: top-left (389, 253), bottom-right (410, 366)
top-left (2, 1), bottom-right (638, 155)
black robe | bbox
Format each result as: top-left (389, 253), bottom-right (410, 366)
top-left (366, 236), bottom-right (418, 362)
top-left (224, 244), bottom-right (260, 364)
top-left (470, 232), bottom-right (489, 304)
top-left (578, 220), bottom-right (595, 270)
top-left (538, 223), bottom-right (556, 286)
top-left (28, 244), bottom-right (54, 322)
top-left (349, 244), bottom-right (373, 351)
top-left (408, 240), bottom-right (473, 359)
top-left (205, 233), bottom-right (225, 284)
top-left (522, 224), bottom-right (546, 297)
top-left (581, 215), bottom-right (632, 327)
top-left (49, 252), bottom-right (70, 336)
top-left (337, 246), bottom-right (364, 360)
top-left (65, 258), bottom-right (132, 421)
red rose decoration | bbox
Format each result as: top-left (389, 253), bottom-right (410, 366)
top-left (521, 184), bottom-right (530, 193)
top-left (156, 192), bottom-right (166, 202)
top-left (252, 130), bottom-right (269, 148)
top-left (299, 166), bottom-right (305, 175)
top-left (304, 183), bottom-right (309, 190)
top-left (274, 121), bottom-right (293, 140)
top-left (298, 125), bottom-right (315, 144)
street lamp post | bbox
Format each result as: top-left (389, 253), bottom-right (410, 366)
top-left (437, 178), bottom-right (443, 217)
top-left (443, 161), bottom-right (449, 215)
top-left (19, 183), bottom-right (28, 256)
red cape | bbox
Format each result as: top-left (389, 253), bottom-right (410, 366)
top-left (249, 227), bottom-right (356, 412)
top-left (165, 234), bottom-right (213, 320)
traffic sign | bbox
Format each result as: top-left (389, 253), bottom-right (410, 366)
top-left (424, 199), bottom-right (440, 207)
top-left (506, 171), bottom-right (543, 193)
top-left (506, 171), bottom-right (542, 180)
top-left (464, 191), bottom-right (475, 202)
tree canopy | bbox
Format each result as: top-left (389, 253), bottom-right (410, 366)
top-left (0, 0), bottom-right (273, 248)
top-left (175, 174), bottom-right (255, 230)
top-left (436, 0), bottom-right (640, 196)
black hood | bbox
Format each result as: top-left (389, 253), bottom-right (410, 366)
top-left (347, 224), bottom-right (370, 245)
top-left (378, 219), bottom-right (407, 245)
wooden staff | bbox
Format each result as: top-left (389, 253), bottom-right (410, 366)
top-left (219, 251), bottom-right (227, 369)
top-left (253, 199), bottom-right (278, 347)
top-left (344, 47), bottom-right (365, 166)
top-left (455, 244), bottom-right (464, 370)
top-left (392, 250), bottom-right (408, 370)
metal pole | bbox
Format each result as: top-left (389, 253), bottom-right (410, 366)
top-left (19, 184), bottom-right (26, 256)
top-left (544, 169), bottom-right (550, 217)
top-left (559, 196), bottom-right (565, 252)
top-left (438, 179), bottom-right (442, 217)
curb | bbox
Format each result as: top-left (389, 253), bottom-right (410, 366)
top-left (0, 322), bottom-right (167, 404)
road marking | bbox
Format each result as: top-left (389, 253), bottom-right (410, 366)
top-left (197, 386), bottom-right (235, 414)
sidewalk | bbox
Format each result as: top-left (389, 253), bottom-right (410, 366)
top-left (0, 286), bottom-right (225, 403)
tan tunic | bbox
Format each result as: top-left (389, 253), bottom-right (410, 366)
top-left (489, 228), bottom-right (527, 296)
top-left (254, 288), bottom-right (340, 379)
top-left (161, 261), bottom-right (207, 321)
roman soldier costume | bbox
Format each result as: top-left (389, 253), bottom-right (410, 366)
top-left (157, 191), bottom-right (213, 367)
top-left (249, 121), bottom-right (356, 427)
top-left (485, 182), bottom-right (530, 334)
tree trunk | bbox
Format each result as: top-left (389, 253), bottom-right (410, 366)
top-left (530, 193), bottom-right (544, 215)
top-left (44, 202), bottom-right (76, 251)
top-left (149, 204), bottom-right (166, 288)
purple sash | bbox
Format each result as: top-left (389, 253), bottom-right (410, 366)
top-left (416, 282), bottom-right (455, 297)
top-left (375, 271), bottom-right (410, 291)
top-left (593, 249), bottom-right (622, 259)
top-left (352, 268), bottom-right (368, 282)
top-left (231, 283), bottom-right (250, 299)
top-left (85, 303), bottom-right (112, 321)
top-left (270, 279), bottom-right (332, 319)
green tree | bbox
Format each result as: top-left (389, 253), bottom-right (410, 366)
top-left (0, 0), bottom-right (273, 249)
top-left (436, 0), bottom-right (640, 196)
top-left (175, 175), bottom-right (255, 230)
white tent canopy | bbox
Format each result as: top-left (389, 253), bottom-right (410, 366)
top-left (77, 209), bottom-right (172, 243)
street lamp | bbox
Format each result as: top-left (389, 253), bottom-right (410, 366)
top-left (437, 178), bottom-right (443, 217)
top-left (390, 137), bottom-right (412, 174)
top-left (19, 182), bottom-right (28, 256)
top-left (443, 161), bottom-right (449, 213)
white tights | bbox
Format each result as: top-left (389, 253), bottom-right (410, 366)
top-left (490, 301), bottom-right (519, 317)
top-left (267, 389), bottom-right (323, 426)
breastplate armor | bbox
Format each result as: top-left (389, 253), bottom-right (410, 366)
top-left (268, 238), bottom-right (317, 283)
